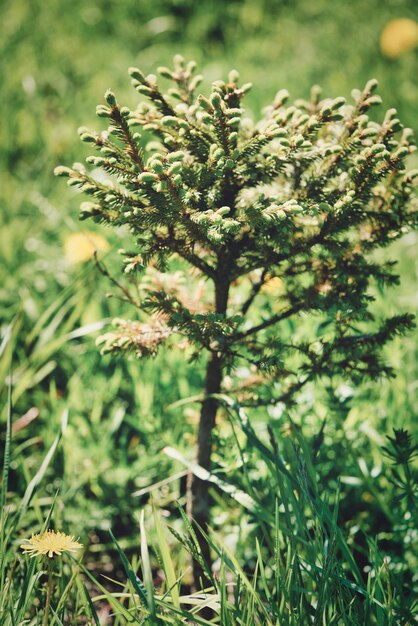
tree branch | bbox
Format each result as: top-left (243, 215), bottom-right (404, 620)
top-left (234, 304), bottom-right (303, 340)
top-left (240, 269), bottom-right (269, 315)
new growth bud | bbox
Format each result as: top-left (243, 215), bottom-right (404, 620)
top-left (129, 67), bottom-right (146, 83)
top-left (104, 90), bottom-right (117, 107)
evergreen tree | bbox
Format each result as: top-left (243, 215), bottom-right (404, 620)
top-left (56, 55), bottom-right (417, 587)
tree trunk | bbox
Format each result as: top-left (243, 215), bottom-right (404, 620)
top-left (191, 277), bottom-right (229, 589)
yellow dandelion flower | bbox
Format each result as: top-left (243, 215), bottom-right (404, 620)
top-left (380, 18), bottom-right (418, 59)
top-left (64, 231), bottom-right (110, 264)
top-left (20, 530), bottom-right (83, 559)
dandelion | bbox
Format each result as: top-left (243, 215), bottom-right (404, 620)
top-left (20, 530), bottom-right (83, 559)
top-left (20, 530), bottom-right (83, 626)
top-left (380, 18), bottom-right (418, 59)
top-left (64, 231), bottom-right (109, 264)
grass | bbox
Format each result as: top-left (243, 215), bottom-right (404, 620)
top-left (1, 389), bottom-right (416, 624)
top-left (1, 0), bottom-right (417, 623)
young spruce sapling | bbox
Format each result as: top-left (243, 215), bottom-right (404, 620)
top-left (56, 55), bottom-right (417, 587)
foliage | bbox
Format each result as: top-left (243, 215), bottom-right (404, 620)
top-left (57, 59), bottom-right (417, 396)
top-left (1, 0), bottom-right (418, 624)
top-left (56, 55), bottom-right (418, 593)
top-left (2, 393), bottom-right (417, 624)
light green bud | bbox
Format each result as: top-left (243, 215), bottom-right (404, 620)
top-left (384, 108), bottom-right (397, 122)
top-left (361, 128), bottom-right (379, 138)
top-left (367, 144), bottom-right (383, 159)
top-left (193, 213), bottom-right (207, 225)
top-left (168, 162), bottom-right (182, 175)
top-left (80, 202), bottom-right (101, 216)
top-left (273, 89), bottom-right (289, 108)
top-left (364, 95), bottom-right (382, 107)
top-left (210, 92), bottom-right (222, 109)
top-left (388, 118), bottom-right (402, 132)
top-left (54, 166), bottom-right (72, 177)
top-left (226, 108), bottom-right (242, 118)
top-left (269, 127), bottom-right (287, 139)
top-left (296, 114), bottom-right (310, 125)
top-left (392, 147), bottom-right (409, 160)
top-left (241, 82), bottom-right (252, 93)
top-left (285, 106), bottom-right (296, 120)
top-left (208, 229), bottom-right (223, 243)
top-left (129, 67), bottom-right (146, 83)
top-left (86, 156), bottom-right (104, 166)
top-left (212, 147), bottom-right (224, 159)
top-left (186, 60), bottom-right (197, 73)
top-left (104, 89), bottom-right (117, 107)
top-left (82, 183), bottom-right (98, 193)
top-left (198, 95), bottom-right (213, 112)
top-left (96, 105), bottom-right (111, 118)
top-left (370, 143), bottom-right (387, 155)
top-left (357, 114), bottom-right (369, 127)
top-left (330, 96), bottom-right (346, 110)
top-left (150, 161), bottom-right (164, 175)
top-left (174, 54), bottom-right (185, 68)
top-left (136, 85), bottom-right (153, 96)
top-left (67, 177), bottom-right (83, 187)
top-left (189, 75), bottom-right (203, 91)
top-left (161, 116), bottom-right (179, 127)
top-left (320, 105), bottom-right (332, 117)
top-left (138, 172), bottom-right (159, 183)
top-left (158, 66), bottom-right (174, 79)
top-left (364, 78), bottom-right (378, 94)
top-left (167, 151), bottom-right (185, 162)
top-left (78, 127), bottom-right (96, 141)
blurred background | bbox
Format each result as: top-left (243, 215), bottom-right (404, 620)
top-left (1, 0), bottom-right (417, 550)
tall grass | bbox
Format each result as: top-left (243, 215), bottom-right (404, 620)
top-left (1, 384), bottom-right (416, 624)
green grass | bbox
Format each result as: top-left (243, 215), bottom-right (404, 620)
top-left (1, 390), bottom-right (416, 624)
top-left (1, 0), bottom-right (417, 623)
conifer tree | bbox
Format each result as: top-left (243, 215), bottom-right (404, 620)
top-left (56, 56), bottom-right (417, 587)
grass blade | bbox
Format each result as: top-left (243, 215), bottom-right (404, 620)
top-left (153, 503), bottom-right (180, 608)
top-left (109, 528), bottom-right (149, 610)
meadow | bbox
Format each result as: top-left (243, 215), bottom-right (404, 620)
top-left (1, 0), bottom-right (417, 623)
